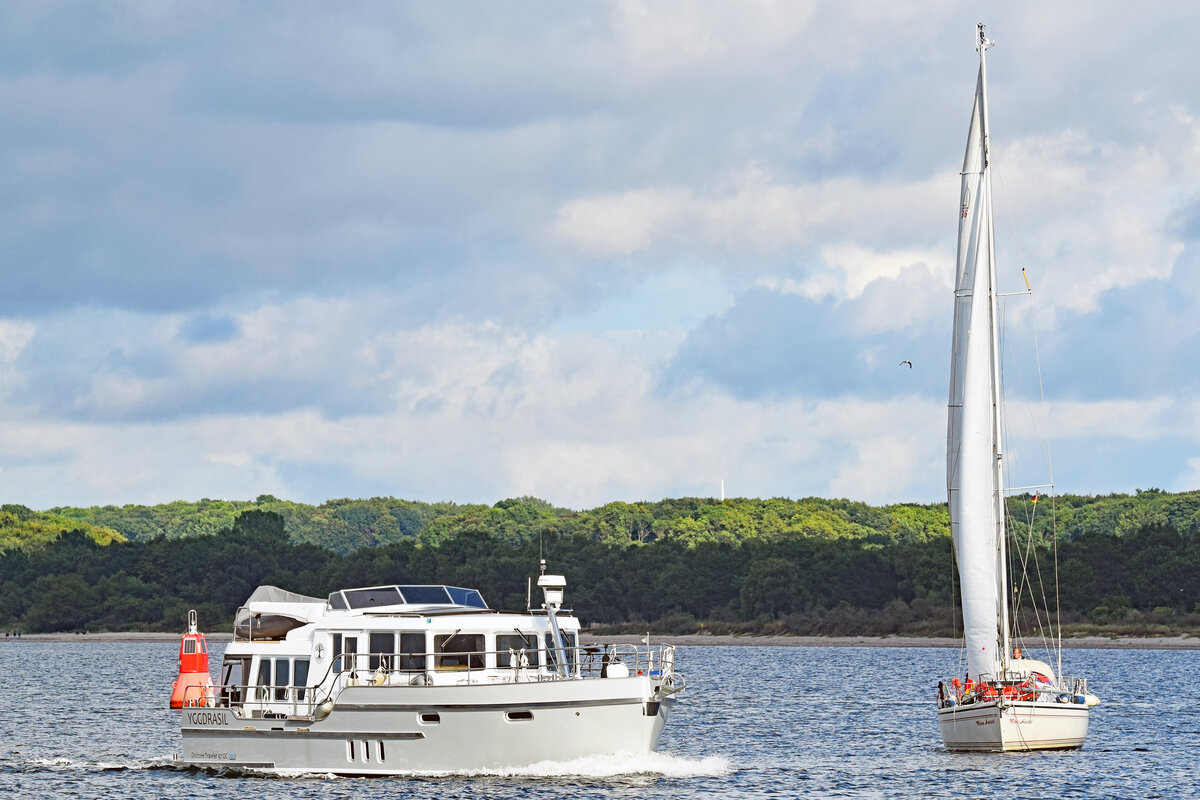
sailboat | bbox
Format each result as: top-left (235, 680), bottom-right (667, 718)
top-left (937, 24), bottom-right (1098, 752)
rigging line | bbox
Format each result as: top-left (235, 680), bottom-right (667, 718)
top-left (1052, 492), bottom-right (1063, 680)
top-left (1025, 266), bottom-right (1055, 487)
top-left (1019, 257), bottom-right (1062, 660)
top-left (999, 298), bottom-right (1052, 482)
top-left (992, 120), bottom-right (1054, 481)
top-left (997, 287), bottom-right (1062, 663)
top-left (1027, 501), bottom-right (1055, 659)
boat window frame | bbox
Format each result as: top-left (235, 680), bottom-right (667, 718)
top-left (344, 586), bottom-right (405, 609)
top-left (496, 633), bottom-right (541, 669)
top-left (293, 658), bottom-right (310, 701)
top-left (398, 632), bottom-right (427, 672)
top-left (274, 658), bottom-right (291, 701)
top-left (255, 657), bottom-right (272, 700)
top-left (544, 631), bottom-right (578, 674)
top-left (434, 632), bottom-right (485, 671)
top-left (369, 632), bottom-right (396, 671)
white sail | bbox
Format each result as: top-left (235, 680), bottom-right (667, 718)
top-left (946, 56), bottom-right (1006, 682)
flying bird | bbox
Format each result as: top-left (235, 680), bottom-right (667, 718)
top-left (899, 360), bottom-right (913, 368)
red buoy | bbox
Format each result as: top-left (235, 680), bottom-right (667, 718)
top-left (170, 609), bottom-right (214, 709)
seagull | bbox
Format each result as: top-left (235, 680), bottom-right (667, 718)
top-left (899, 360), bottom-right (913, 368)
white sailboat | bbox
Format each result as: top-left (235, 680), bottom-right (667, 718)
top-left (937, 24), bottom-right (1098, 752)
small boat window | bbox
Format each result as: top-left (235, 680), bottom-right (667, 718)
top-left (434, 633), bottom-right (484, 670)
top-left (275, 659), bottom-right (290, 701)
top-left (256, 658), bottom-right (272, 700)
top-left (398, 633), bottom-right (426, 671)
top-left (496, 634), bottom-right (541, 668)
top-left (294, 659), bottom-right (310, 702)
top-left (219, 657), bottom-right (249, 705)
top-left (329, 591), bottom-right (349, 610)
top-left (398, 585), bottom-right (453, 605)
top-left (369, 632), bottom-right (395, 671)
top-left (337, 636), bottom-right (359, 673)
top-left (344, 587), bottom-right (404, 608)
top-left (419, 712), bottom-right (440, 724)
top-left (505, 710), bottom-right (533, 721)
top-left (544, 633), bottom-right (578, 672)
top-left (445, 586), bottom-right (488, 608)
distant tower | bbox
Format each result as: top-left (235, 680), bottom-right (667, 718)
top-left (720, 479), bottom-right (725, 502)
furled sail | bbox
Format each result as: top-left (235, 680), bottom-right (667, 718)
top-left (946, 61), bottom-right (1006, 681)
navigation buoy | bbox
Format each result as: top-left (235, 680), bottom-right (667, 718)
top-left (169, 609), bottom-right (214, 709)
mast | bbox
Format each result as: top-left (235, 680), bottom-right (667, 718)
top-left (976, 23), bottom-right (1011, 678)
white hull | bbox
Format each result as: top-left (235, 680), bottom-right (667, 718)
top-left (938, 700), bottom-right (1088, 752)
top-left (175, 675), bottom-right (671, 775)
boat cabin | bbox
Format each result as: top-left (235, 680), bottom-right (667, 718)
top-left (215, 582), bottom-right (585, 718)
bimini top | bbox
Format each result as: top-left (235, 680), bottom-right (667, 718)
top-left (327, 584), bottom-right (488, 611)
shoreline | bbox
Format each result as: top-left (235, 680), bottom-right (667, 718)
top-left (6, 631), bottom-right (1199, 650)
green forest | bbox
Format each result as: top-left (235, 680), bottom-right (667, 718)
top-left (1, 489), bottom-right (1199, 636)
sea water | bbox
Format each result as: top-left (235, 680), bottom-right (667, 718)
top-left (0, 641), bottom-right (1195, 799)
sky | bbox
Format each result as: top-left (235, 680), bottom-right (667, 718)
top-left (1, 1), bottom-right (1199, 510)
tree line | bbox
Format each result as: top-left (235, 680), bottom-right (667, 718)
top-left (1, 495), bottom-right (1198, 635)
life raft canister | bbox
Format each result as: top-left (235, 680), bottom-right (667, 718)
top-left (169, 609), bottom-right (214, 709)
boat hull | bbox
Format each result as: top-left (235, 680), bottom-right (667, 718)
top-left (938, 699), bottom-right (1088, 752)
top-left (174, 676), bottom-right (671, 775)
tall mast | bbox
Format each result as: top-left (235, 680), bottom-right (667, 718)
top-left (976, 22), bottom-right (1010, 676)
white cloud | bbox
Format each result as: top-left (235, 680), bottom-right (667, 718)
top-left (612, 0), bottom-right (818, 71)
top-left (1045, 397), bottom-right (1175, 441)
top-left (552, 167), bottom-right (952, 261)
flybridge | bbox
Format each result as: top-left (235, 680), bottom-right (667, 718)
top-left (327, 584), bottom-right (488, 611)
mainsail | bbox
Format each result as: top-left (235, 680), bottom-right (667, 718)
top-left (946, 44), bottom-right (1009, 682)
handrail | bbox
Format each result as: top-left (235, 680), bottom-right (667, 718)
top-left (189, 643), bottom-right (679, 716)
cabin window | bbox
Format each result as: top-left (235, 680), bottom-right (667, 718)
top-left (274, 659), bottom-right (290, 701)
top-left (294, 659), bottom-right (309, 701)
top-left (445, 586), bottom-right (488, 608)
top-left (344, 587), bottom-right (404, 608)
top-left (544, 632), bottom-right (578, 672)
top-left (398, 585), bottom-right (452, 604)
top-left (256, 658), bottom-right (272, 700)
top-left (496, 634), bottom-right (541, 668)
top-left (434, 633), bottom-right (484, 670)
top-left (220, 657), bottom-right (249, 704)
top-left (398, 633), bottom-right (426, 671)
top-left (369, 632), bottom-right (395, 671)
top-left (335, 636), bottom-right (359, 674)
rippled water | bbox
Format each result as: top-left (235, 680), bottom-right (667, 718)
top-left (0, 640), bottom-right (1196, 798)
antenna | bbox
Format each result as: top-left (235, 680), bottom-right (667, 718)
top-left (720, 479), bottom-right (725, 502)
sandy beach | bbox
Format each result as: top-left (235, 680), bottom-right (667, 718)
top-left (6, 631), bottom-right (1199, 649)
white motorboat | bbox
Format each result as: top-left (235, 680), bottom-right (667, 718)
top-left (937, 23), bottom-right (1097, 752)
top-left (171, 562), bottom-right (684, 774)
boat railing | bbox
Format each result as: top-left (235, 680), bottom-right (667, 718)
top-left (188, 642), bottom-right (679, 717)
top-left (937, 670), bottom-right (1089, 708)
